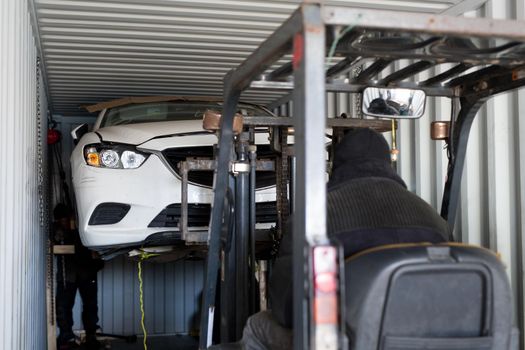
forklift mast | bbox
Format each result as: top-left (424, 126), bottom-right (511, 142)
top-left (199, 3), bottom-right (525, 349)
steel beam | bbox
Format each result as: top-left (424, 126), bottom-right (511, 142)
top-left (420, 63), bottom-right (471, 86)
top-left (254, 80), bottom-right (456, 98)
top-left (323, 6), bottom-right (525, 41)
top-left (352, 59), bottom-right (392, 84)
top-left (242, 116), bottom-right (393, 131)
top-left (291, 4), bottom-right (328, 350)
top-left (267, 62), bottom-right (293, 81)
top-left (226, 7), bottom-right (302, 92)
top-left (378, 61), bottom-right (434, 86)
top-left (326, 56), bottom-right (358, 78)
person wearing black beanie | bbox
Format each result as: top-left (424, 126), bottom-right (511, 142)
top-left (324, 128), bottom-right (450, 257)
top-left (218, 128), bottom-right (450, 350)
top-left (328, 127), bottom-right (406, 188)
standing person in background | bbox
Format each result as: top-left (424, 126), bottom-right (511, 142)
top-left (53, 203), bottom-right (104, 350)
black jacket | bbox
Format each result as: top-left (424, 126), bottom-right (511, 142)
top-left (269, 128), bottom-right (450, 328)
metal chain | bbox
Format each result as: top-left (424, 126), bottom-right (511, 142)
top-left (272, 127), bottom-right (290, 258)
top-left (352, 65), bottom-right (363, 119)
top-left (36, 57), bottom-right (46, 227)
top-left (47, 239), bottom-right (55, 326)
top-left (37, 56), bottom-right (55, 326)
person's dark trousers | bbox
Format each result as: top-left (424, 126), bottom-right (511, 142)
top-left (56, 273), bottom-right (99, 340)
top-left (56, 279), bottom-right (77, 343)
top-left (78, 274), bottom-right (99, 336)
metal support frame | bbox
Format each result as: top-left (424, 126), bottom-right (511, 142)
top-left (234, 140), bottom-right (250, 340)
top-left (420, 63), bottom-right (472, 86)
top-left (353, 59), bottom-right (392, 84)
top-left (441, 68), bottom-right (525, 231)
top-left (440, 97), bottom-right (487, 233)
top-left (248, 145), bottom-right (258, 315)
top-left (243, 115), bottom-right (394, 131)
top-left (198, 8), bottom-right (302, 345)
top-left (291, 5), bottom-right (329, 349)
top-left (378, 61), bottom-right (433, 86)
top-left (198, 4), bottom-right (330, 348)
top-left (199, 3), bottom-right (525, 348)
top-left (220, 178), bottom-right (236, 344)
top-left (178, 158), bottom-right (275, 244)
top-left (322, 6), bottom-right (525, 39)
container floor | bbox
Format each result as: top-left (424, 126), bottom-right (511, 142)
top-left (103, 334), bottom-right (198, 350)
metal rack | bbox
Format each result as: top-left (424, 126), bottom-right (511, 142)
top-left (199, 3), bottom-right (525, 349)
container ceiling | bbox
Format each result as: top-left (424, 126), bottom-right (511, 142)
top-left (32, 0), bottom-right (484, 116)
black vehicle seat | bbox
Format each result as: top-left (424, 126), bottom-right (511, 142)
top-left (345, 243), bottom-right (519, 350)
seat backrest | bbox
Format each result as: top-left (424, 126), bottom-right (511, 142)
top-left (344, 244), bottom-right (517, 350)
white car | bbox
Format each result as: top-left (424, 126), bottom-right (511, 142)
top-left (70, 96), bottom-right (277, 253)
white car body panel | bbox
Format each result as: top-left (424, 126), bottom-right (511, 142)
top-left (71, 106), bottom-right (277, 249)
top-left (96, 119), bottom-right (208, 144)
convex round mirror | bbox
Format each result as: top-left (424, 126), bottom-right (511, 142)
top-left (362, 87), bottom-right (426, 119)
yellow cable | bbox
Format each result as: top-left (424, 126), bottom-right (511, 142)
top-left (138, 258), bottom-right (148, 350)
top-left (137, 251), bottom-right (160, 350)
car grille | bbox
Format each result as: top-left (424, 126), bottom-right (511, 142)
top-left (89, 203), bottom-right (130, 225)
top-left (149, 203), bottom-right (211, 228)
top-left (162, 146), bottom-right (277, 188)
top-left (148, 202), bottom-right (277, 228)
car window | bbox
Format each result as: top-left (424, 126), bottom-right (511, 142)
top-left (100, 101), bottom-right (272, 127)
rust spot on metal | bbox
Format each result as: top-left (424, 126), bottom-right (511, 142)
top-left (293, 33), bottom-right (304, 70)
top-left (305, 24), bottom-right (323, 33)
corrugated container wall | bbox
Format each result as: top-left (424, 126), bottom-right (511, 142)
top-left (2, 0), bottom-right (525, 348)
top-left (0, 0), bottom-right (48, 349)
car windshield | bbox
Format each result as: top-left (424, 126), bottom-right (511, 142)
top-left (100, 101), bottom-right (273, 127)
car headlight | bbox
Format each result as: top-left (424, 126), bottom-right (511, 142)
top-left (84, 144), bottom-right (148, 169)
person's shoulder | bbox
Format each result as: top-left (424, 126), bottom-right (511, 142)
top-left (328, 176), bottom-right (404, 192)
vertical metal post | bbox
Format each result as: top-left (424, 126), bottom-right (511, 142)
top-left (234, 141), bottom-right (250, 340)
top-left (179, 161), bottom-right (189, 241)
top-left (441, 96), bottom-right (487, 233)
top-left (220, 181), bottom-right (236, 344)
top-left (249, 145), bottom-right (258, 314)
top-left (292, 5), bottom-right (327, 350)
top-left (290, 156), bottom-right (296, 214)
top-left (199, 84), bottom-right (241, 349)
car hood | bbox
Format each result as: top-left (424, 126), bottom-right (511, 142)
top-left (96, 120), bottom-right (208, 145)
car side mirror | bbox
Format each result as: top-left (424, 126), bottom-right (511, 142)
top-left (362, 87), bottom-right (426, 119)
top-left (71, 123), bottom-right (88, 145)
